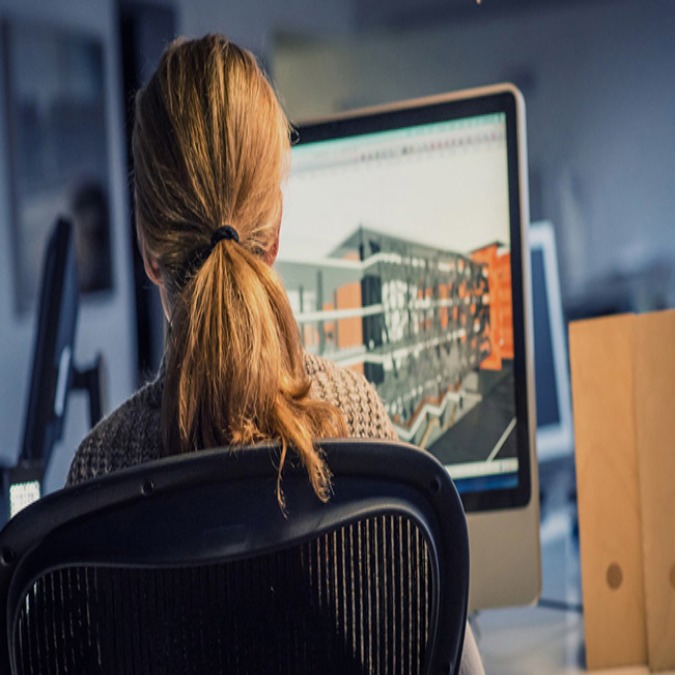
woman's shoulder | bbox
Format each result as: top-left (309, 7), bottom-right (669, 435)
top-left (66, 376), bottom-right (164, 486)
top-left (303, 351), bottom-right (365, 399)
top-left (303, 352), bottom-right (398, 441)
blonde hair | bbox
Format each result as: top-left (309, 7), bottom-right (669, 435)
top-left (132, 35), bottom-right (347, 502)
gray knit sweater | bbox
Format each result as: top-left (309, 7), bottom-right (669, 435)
top-left (66, 352), bottom-right (397, 486)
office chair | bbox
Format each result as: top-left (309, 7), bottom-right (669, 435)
top-left (0, 439), bottom-right (469, 675)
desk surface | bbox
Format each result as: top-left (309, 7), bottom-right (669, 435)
top-left (475, 603), bottom-right (660, 674)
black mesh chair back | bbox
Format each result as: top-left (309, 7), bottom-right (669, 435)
top-left (0, 440), bottom-right (469, 675)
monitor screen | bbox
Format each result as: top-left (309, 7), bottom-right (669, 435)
top-left (20, 217), bottom-right (79, 469)
top-left (279, 87), bottom-right (533, 511)
top-left (530, 221), bottom-right (574, 461)
top-left (279, 85), bottom-right (540, 609)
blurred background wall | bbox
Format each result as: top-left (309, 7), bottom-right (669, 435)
top-left (271, 1), bottom-right (675, 314)
top-left (0, 0), bottom-right (135, 490)
top-left (0, 0), bottom-right (673, 490)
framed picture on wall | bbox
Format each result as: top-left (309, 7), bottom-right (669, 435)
top-left (2, 19), bottom-right (113, 314)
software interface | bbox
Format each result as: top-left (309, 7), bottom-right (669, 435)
top-left (279, 112), bottom-right (518, 493)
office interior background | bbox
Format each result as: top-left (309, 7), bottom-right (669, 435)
top-left (0, 0), bottom-right (673, 671)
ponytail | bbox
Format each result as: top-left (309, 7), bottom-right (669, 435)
top-left (162, 233), bottom-right (347, 503)
top-left (133, 35), bottom-right (347, 503)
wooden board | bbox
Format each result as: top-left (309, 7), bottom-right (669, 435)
top-left (569, 315), bottom-right (647, 670)
top-left (634, 310), bottom-right (675, 671)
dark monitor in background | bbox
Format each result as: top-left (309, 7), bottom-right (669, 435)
top-left (4, 218), bottom-right (104, 522)
top-left (279, 84), bottom-right (540, 611)
top-left (529, 222), bottom-right (574, 462)
top-left (20, 218), bottom-right (79, 469)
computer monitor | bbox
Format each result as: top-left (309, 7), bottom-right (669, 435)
top-left (10, 218), bottom-right (79, 517)
top-left (530, 221), bottom-right (574, 462)
top-left (278, 84), bottom-right (540, 610)
top-left (6, 217), bottom-right (104, 521)
top-left (20, 217), bottom-right (79, 467)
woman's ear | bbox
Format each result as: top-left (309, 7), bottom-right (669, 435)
top-left (143, 253), bottom-right (163, 287)
top-left (263, 227), bottom-right (280, 266)
top-left (142, 253), bottom-right (172, 322)
top-left (263, 194), bottom-right (282, 266)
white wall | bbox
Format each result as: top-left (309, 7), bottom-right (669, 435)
top-left (272, 0), bottom-right (675, 306)
top-left (0, 0), bottom-right (136, 490)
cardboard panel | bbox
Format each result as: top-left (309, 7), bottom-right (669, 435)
top-left (569, 315), bottom-right (647, 670)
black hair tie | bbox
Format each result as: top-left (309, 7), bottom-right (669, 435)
top-left (211, 225), bottom-right (239, 247)
top-left (177, 225), bottom-right (240, 289)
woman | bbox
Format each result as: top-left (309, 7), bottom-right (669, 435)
top-left (66, 34), bottom-right (484, 674)
top-left (67, 35), bottom-right (395, 496)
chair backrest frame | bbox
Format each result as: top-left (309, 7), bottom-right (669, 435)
top-left (0, 439), bottom-right (469, 675)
